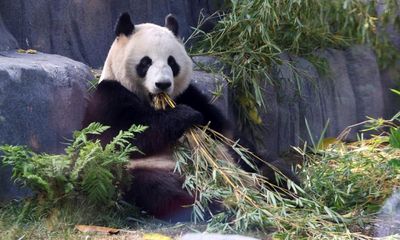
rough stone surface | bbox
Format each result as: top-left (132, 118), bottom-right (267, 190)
top-left (377, 1), bottom-right (400, 50)
top-left (191, 70), bottom-right (232, 121)
top-left (257, 82), bottom-right (280, 156)
top-left (316, 49), bottom-right (358, 138)
top-left (0, 50), bottom-right (92, 202)
top-left (294, 55), bottom-right (326, 145)
top-left (346, 46), bottom-right (384, 122)
top-left (380, 65), bottom-right (400, 118)
top-left (0, 0), bottom-right (223, 67)
top-left (240, 45), bottom-right (397, 153)
top-left (0, 14), bottom-right (18, 51)
top-left (374, 191), bottom-right (400, 237)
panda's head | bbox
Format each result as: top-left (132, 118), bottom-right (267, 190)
top-left (100, 13), bottom-right (193, 101)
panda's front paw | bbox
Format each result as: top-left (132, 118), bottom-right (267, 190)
top-left (174, 105), bottom-right (204, 127)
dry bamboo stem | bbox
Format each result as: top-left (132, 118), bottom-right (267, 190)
top-left (153, 93), bottom-right (264, 207)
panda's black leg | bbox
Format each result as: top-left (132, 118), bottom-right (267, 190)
top-left (124, 168), bottom-right (195, 222)
top-left (259, 158), bottom-right (300, 187)
top-left (230, 135), bottom-right (300, 188)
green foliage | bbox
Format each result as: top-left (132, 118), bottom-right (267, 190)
top-left (388, 90), bottom-right (400, 148)
top-left (1, 119), bottom-right (400, 238)
top-left (173, 126), bottom-right (349, 238)
top-left (300, 138), bottom-right (398, 213)
top-left (388, 158), bottom-right (400, 169)
top-left (189, 0), bottom-right (400, 134)
top-left (294, 116), bottom-right (400, 238)
top-left (0, 123), bottom-right (147, 207)
top-left (392, 88), bottom-right (400, 96)
top-left (389, 127), bottom-right (400, 148)
top-left (172, 115), bottom-right (400, 238)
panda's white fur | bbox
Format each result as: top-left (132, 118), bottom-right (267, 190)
top-left (100, 23), bottom-right (192, 100)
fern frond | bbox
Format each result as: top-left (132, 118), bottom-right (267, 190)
top-left (75, 122), bottom-right (110, 138)
top-left (67, 123), bottom-right (110, 153)
top-left (106, 125), bottom-right (148, 153)
top-left (82, 165), bottom-right (115, 205)
top-left (0, 122), bottom-right (147, 207)
top-left (70, 142), bottom-right (102, 181)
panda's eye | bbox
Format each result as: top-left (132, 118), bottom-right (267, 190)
top-left (168, 56), bottom-right (180, 77)
top-left (136, 56), bottom-right (152, 78)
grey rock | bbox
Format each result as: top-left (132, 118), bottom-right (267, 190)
top-left (0, 0), bottom-right (224, 67)
top-left (0, 50), bottom-right (92, 202)
top-left (376, 2), bottom-right (400, 118)
top-left (246, 45), bottom-right (393, 155)
top-left (257, 81), bottom-right (279, 156)
top-left (273, 54), bottom-right (302, 152)
top-left (376, 1), bottom-right (400, 50)
top-left (193, 56), bottom-right (225, 72)
top-left (0, 14), bottom-right (18, 51)
top-left (181, 233), bottom-right (260, 240)
top-left (374, 191), bottom-right (400, 237)
top-left (293, 55), bottom-right (326, 145)
top-left (191, 70), bottom-right (232, 121)
top-left (270, 46), bottom-right (385, 146)
top-left (380, 65), bottom-right (400, 119)
top-left (317, 49), bottom-right (358, 138)
top-left (345, 45), bottom-right (384, 123)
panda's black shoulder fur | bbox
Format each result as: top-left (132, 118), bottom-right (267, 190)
top-left (175, 84), bottom-right (232, 134)
top-left (83, 80), bottom-right (299, 184)
top-left (82, 80), bottom-right (205, 157)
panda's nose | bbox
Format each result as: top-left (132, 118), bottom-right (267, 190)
top-left (155, 81), bottom-right (171, 90)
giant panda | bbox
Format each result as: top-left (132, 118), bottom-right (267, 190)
top-left (82, 13), bottom-right (298, 222)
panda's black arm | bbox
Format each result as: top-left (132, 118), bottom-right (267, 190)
top-left (82, 80), bottom-right (203, 156)
top-left (176, 84), bottom-right (232, 134)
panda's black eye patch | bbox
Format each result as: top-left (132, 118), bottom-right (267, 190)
top-left (168, 56), bottom-right (180, 77)
top-left (136, 56), bottom-right (152, 78)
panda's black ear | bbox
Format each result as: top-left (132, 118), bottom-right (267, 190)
top-left (165, 14), bottom-right (179, 37)
top-left (115, 12), bottom-right (135, 36)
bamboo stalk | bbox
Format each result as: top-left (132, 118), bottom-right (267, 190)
top-left (153, 93), bottom-right (266, 206)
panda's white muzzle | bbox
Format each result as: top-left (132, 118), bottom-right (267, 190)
top-left (145, 62), bottom-right (174, 95)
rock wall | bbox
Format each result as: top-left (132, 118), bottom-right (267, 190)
top-left (193, 46), bottom-right (400, 156)
top-left (0, 0), bottom-right (223, 67)
top-left (0, 14), bottom-right (18, 51)
top-left (0, 48), bottom-right (93, 201)
top-left (260, 46), bottom-right (398, 154)
top-left (375, 191), bottom-right (400, 237)
top-left (194, 46), bottom-right (400, 156)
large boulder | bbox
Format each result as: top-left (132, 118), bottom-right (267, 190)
top-left (191, 44), bottom-right (397, 155)
top-left (237, 45), bottom-right (394, 154)
top-left (0, 0), bottom-right (224, 67)
top-left (192, 56), bottom-right (233, 121)
top-left (0, 50), bottom-right (92, 202)
top-left (0, 14), bottom-right (18, 51)
top-left (192, 70), bottom-right (231, 120)
top-left (346, 46), bottom-right (384, 123)
top-left (374, 191), bottom-right (400, 237)
top-left (380, 65), bottom-right (400, 118)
